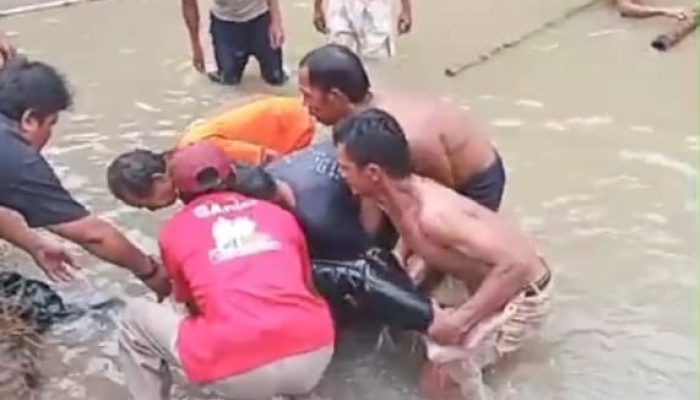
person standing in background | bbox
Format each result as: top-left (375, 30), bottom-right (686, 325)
top-left (313, 0), bottom-right (412, 59)
top-left (0, 31), bottom-right (15, 68)
top-left (181, 0), bottom-right (287, 85)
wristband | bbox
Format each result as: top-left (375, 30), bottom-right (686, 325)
top-left (135, 257), bottom-right (159, 280)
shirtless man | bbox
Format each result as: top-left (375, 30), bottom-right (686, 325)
top-left (298, 44), bottom-right (505, 211)
top-left (333, 108), bottom-right (552, 399)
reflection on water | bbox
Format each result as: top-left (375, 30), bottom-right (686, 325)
top-left (0, 0), bottom-right (696, 399)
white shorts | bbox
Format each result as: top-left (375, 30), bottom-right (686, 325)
top-left (326, 0), bottom-right (395, 59)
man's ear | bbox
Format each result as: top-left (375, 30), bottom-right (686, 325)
top-left (20, 109), bottom-right (37, 128)
top-left (328, 87), bottom-right (348, 104)
top-left (366, 163), bottom-right (382, 183)
top-left (151, 172), bottom-right (168, 182)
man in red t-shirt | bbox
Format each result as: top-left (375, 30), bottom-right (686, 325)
top-left (118, 142), bottom-right (335, 400)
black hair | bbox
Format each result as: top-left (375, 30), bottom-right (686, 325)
top-left (179, 167), bottom-right (238, 203)
top-left (332, 108), bottom-right (412, 178)
top-left (0, 58), bottom-right (72, 122)
top-left (228, 162), bottom-right (279, 201)
top-left (299, 44), bottom-right (370, 103)
top-left (106, 149), bottom-right (167, 201)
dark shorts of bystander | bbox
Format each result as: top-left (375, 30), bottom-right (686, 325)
top-left (209, 12), bottom-right (287, 86)
top-left (456, 153), bottom-right (506, 212)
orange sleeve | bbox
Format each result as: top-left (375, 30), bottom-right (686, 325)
top-left (282, 100), bottom-right (315, 152)
top-left (205, 137), bottom-right (266, 165)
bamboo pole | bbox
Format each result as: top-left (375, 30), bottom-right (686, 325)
top-left (0, 0), bottom-right (105, 18)
top-left (651, 9), bottom-right (699, 51)
top-left (444, 0), bottom-right (603, 77)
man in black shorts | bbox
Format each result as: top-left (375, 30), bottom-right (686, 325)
top-left (299, 45), bottom-right (506, 211)
top-left (181, 0), bottom-right (287, 85)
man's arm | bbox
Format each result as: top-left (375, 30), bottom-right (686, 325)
top-left (615, 0), bottom-right (688, 19)
top-left (0, 206), bottom-right (49, 258)
top-left (423, 212), bottom-right (530, 340)
top-left (398, 0), bottom-right (412, 34)
top-left (312, 0), bottom-right (327, 33)
top-left (266, 0), bottom-right (285, 48)
top-left (49, 216), bottom-right (152, 276)
top-left (181, 0), bottom-right (205, 72)
top-left (0, 30), bottom-right (15, 67)
top-left (50, 216), bottom-right (172, 299)
top-left (0, 206), bottom-right (76, 281)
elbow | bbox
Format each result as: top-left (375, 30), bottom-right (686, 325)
top-left (494, 260), bottom-right (530, 289)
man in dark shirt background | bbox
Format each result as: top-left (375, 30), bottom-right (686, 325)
top-left (0, 59), bottom-right (170, 299)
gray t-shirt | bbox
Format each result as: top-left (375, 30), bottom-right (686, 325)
top-left (211, 0), bottom-right (269, 23)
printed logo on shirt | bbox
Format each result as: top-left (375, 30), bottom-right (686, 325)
top-left (193, 199), bottom-right (257, 219)
top-left (209, 216), bottom-right (281, 263)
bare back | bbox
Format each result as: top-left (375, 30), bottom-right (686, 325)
top-left (389, 177), bottom-right (544, 287)
top-left (372, 91), bottom-right (497, 187)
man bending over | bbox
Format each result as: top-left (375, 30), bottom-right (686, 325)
top-left (333, 108), bottom-right (552, 399)
top-left (119, 142), bottom-right (334, 400)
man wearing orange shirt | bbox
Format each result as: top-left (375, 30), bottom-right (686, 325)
top-left (178, 96), bottom-right (315, 165)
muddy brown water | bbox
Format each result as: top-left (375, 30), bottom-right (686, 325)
top-left (0, 0), bottom-right (696, 399)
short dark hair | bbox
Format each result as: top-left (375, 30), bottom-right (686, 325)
top-left (106, 149), bottom-right (167, 201)
top-left (229, 162), bottom-right (278, 201)
top-left (299, 44), bottom-right (370, 103)
top-left (332, 108), bottom-right (412, 178)
top-left (0, 58), bottom-right (72, 121)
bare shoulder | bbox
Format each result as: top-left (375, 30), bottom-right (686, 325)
top-left (415, 179), bottom-right (467, 232)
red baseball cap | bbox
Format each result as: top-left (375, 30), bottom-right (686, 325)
top-left (169, 141), bottom-right (234, 196)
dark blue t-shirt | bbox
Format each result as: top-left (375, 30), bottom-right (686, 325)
top-left (0, 115), bottom-right (88, 227)
top-left (266, 141), bottom-right (377, 260)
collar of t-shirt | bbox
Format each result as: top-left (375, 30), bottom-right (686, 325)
top-left (0, 113), bottom-right (30, 146)
top-left (211, 0), bottom-right (269, 23)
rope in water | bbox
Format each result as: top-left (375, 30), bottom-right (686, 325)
top-left (444, 0), bottom-right (603, 77)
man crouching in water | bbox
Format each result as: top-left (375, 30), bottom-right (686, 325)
top-left (333, 108), bottom-right (552, 399)
top-left (118, 142), bottom-right (335, 400)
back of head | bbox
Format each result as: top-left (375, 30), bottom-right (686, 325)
top-left (169, 141), bottom-right (234, 202)
top-left (0, 58), bottom-right (72, 121)
top-left (299, 44), bottom-right (370, 103)
top-left (229, 162), bottom-right (279, 202)
top-left (107, 149), bottom-right (167, 202)
top-left (333, 108), bottom-right (412, 178)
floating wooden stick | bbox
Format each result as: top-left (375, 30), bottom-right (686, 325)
top-left (0, 0), bottom-right (104, 18)
top-left (445, 0), bottom-right (603, 77)
top-left (651, 9), bottom-right (699, 51)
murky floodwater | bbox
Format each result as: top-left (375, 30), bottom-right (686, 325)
top-left (0, 0), bottom-right (696, 399)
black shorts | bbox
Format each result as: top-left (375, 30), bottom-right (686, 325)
top-left (457, 153), bottom-right (506, 211)
top-left (209, 12), bottom-right (286, 85)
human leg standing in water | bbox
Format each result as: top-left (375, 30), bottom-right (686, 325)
top-left (180, 0), bottom-right (287, 85)
top-left (313, 0), bottom-right (412, 58)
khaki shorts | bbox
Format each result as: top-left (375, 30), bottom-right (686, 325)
top-left (425, 273), bottom-right (553, 399)
top-left (326, 0), bottom-right (395, 58)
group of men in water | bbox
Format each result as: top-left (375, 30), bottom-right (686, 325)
top-left (0, 44), bottom-right (551, 400)
top-left (105, 44), bottom-right (551, 399)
